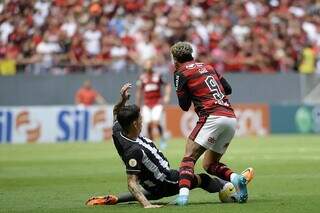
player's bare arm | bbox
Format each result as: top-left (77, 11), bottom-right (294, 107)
top-left (163, 83), bottom-right (171, 104)
top-left (127, 174), bottom-right (162, 208)
top-left (135, 80), bottom-right (142, 107)
top-left (113, 83), bottom-right (132, 120)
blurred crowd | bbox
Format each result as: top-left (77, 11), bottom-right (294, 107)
top-left (0, 0), bottom-right (320, 75)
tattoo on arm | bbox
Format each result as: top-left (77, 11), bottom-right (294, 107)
top-left (127, 175), bottom-right (151, 207)
top-left (113, 98), bottom-right (126, 121)
top-left (113, 83), bottom-right (131, 121)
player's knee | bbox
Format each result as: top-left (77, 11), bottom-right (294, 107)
top-left (184, 138), bottom-right (205, 160)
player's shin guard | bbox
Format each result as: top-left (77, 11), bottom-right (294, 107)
top-left (207, 162), bottom-right (233, 181)
top-left (179, 157), bottom-right (196, 190)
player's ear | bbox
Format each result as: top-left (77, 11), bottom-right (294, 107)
top-left (132, 120), bottom-right (138, 129)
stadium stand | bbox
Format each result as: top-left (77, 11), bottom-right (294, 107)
top-left (0, 0), bottom-right (319, 75)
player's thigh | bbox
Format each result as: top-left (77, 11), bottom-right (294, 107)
top-left (149, 170), bottom-right (179, 198)
top-left (162, 170), bottom-right (180, 197)
top-left (211, 116), bottom-right (237, 155)
top-left (150, 105), bottom-right (163, 122)
top-left (142, 105), bottom-right (152, 124)
top-left (191, 116), bottom-right (225, 151)
top-left (193, 116), bottom-right (236, 154)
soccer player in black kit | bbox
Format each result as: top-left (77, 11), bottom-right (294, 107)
top-left (85, 83), bottom-right (238, 208)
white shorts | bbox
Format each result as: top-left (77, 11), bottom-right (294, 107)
top-left (142, 105), bottom-right (163, 124)
top-left (189, 115), bottom-right (237, 154)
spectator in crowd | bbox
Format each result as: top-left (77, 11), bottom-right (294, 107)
top-left (83, 21), bottom-right (102, 57)
top-left (0, 0), bottom-right (320, 75)
top-left (0, 44), bottom-right (17, 75)
top-left (299, 43), bottom-right (316, 74)
top-left (75, 80), bottom-right (106, 106)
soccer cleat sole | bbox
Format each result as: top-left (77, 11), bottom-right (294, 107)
top-left (237, 176), bottom-right (248, 203)
top-left (85, 195), bottom-right (118, 206)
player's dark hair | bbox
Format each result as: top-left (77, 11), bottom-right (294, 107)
top-left (171, 41), bottom-right (194, 63)
top-left (117, 105), bottom-right (140, 133)
top-left (174, 54), bottom-right (194, 63)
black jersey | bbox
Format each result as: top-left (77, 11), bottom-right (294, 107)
top-left (112, 121), bottom-right (176, 191)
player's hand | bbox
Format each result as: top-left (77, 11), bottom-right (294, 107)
top-left (120, 83), bottom-right (132, 101)
top-left (144, 204), bottom-right (163, 208)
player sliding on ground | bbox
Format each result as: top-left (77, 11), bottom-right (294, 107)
top-left (86, 83), bottom-right (240, 208)
top-left (170, 42), bottom-right (254, 205)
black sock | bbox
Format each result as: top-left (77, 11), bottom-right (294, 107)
top-left (117, 190), bottom-right (161, 203)
top-left (198, 173), bottom-right (226, 193)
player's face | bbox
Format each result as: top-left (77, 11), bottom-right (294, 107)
top-left (144, 60), bottom-right (153, 73)
top-left (131, 114), bottom-right (143, 136)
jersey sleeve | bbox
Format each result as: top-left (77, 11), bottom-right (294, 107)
top-left (124, 149), bottom-right (143, 175)
top-left (112, 121), bottom-right (122, 134)
top-left (174, 71), bottom-right (191, 111)
top-left (174, 71), bottom-right (187, 94)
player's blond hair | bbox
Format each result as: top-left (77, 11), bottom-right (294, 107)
top-left (170, 42), bottom-right (194, 63)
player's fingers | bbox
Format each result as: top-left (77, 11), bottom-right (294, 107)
top-left (144, 205), bottom-right (162, 208)
top-left (124, 83), bottom-right (132, 90)
top-left (121, 83), bottom-right (131, 93)
top-left (121, 85), bottom-right (129, 94)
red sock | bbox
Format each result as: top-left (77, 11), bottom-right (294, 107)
top-left (179, 157), bottom-right (196, 189)
top-left (207, 162), bottom-right (233, 181)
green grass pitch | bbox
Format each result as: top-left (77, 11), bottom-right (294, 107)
top-left (1, 135), bottom-right (320, 213)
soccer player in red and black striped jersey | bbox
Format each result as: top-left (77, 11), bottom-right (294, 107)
top-left (85, 83), bottom-right (239, 208)
top-left (170, 42), bottom-right (254, 205)
top-left (136, 59), bottom-right (171, 149)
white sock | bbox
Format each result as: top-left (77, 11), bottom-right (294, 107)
top-left (230, 173), bottom-right (238, 182)
top-left (179, 187), bottom-right (189, 197)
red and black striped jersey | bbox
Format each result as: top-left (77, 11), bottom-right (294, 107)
top-left (137, 72), bottom-right (166, 107)
top-left (174, 61), bottom-right (235, 118)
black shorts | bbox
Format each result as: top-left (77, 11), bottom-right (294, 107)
top-left (143, 170), bottom-right (180, 199)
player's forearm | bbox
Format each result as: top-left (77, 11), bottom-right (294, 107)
top-left (127, 177), bottom-right (152, 207)
top-left (163, 84), bottom-right (171, 104)
top-left (135, 87), bottom-right (142, 106)
top-left (113, 97), bottom-right (127, 119)
top-left (113, 83), bottom-right (132, 119)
